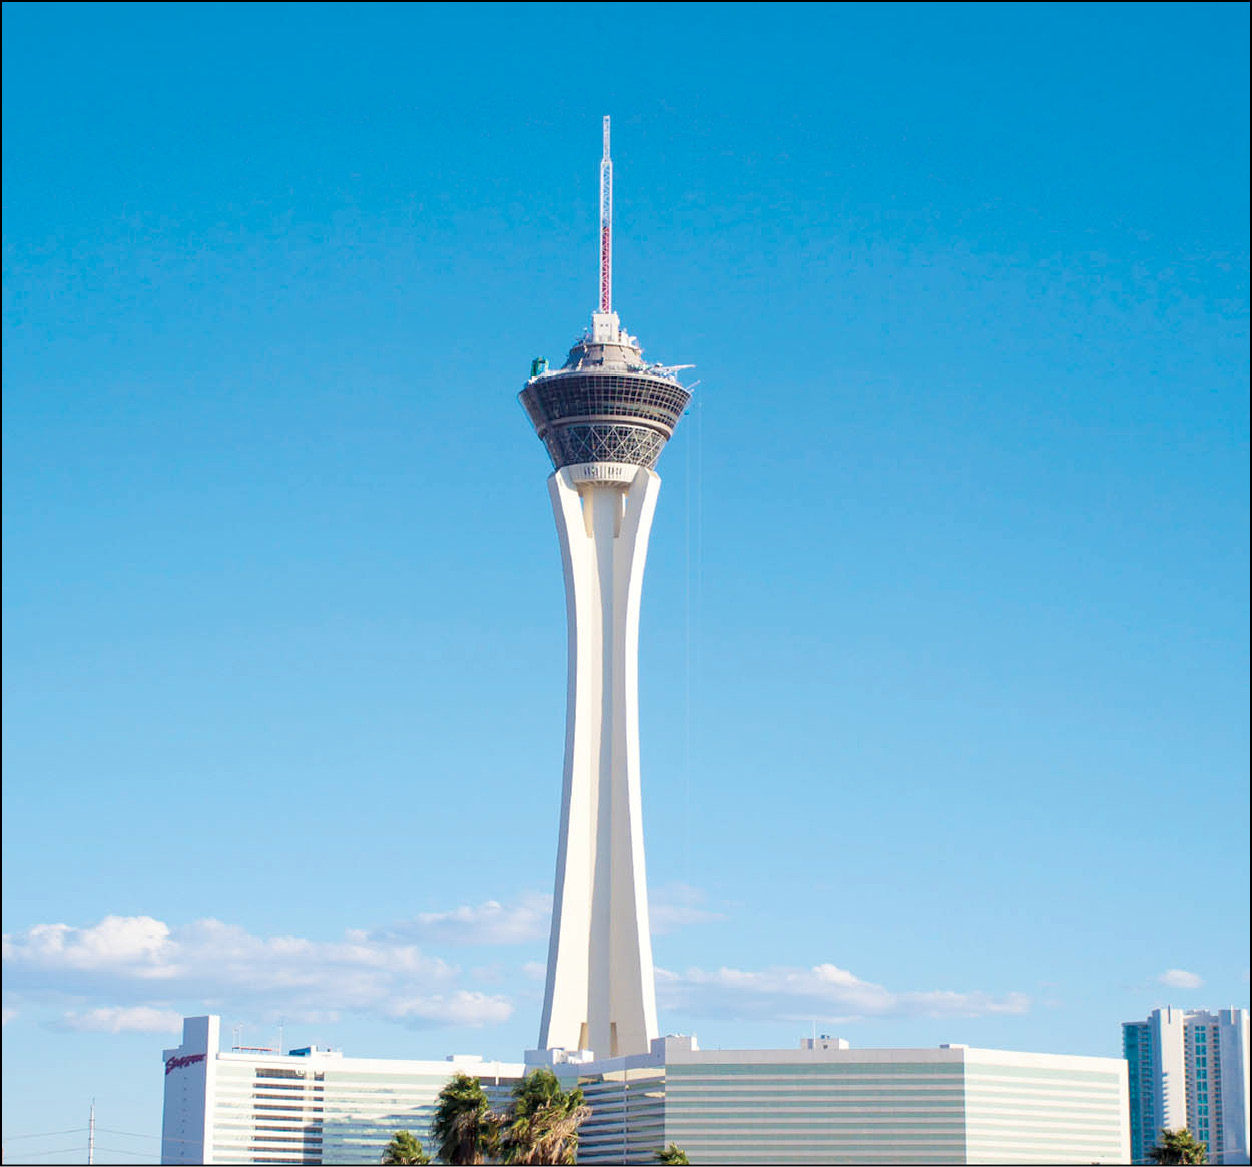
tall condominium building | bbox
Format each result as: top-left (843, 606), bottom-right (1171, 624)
top-left (1123, 1006), bottom-right (1251, 1164)
top-left (162, 1015), bottom-right (1129, 1165)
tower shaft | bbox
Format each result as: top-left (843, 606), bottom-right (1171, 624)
top-left (538, 465), bottom-right (659, 1058)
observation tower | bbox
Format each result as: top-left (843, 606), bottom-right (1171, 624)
top-left (520, 117), bottom-right (692, 1059)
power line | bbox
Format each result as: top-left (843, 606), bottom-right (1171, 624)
top-left (9, 1147), bottom-right (86, 1159)
top-left (10, 1146), bottom-right (161, 1164)
top-left (3, 1127), bottom-right (204, 1149)
top-left (0, 1130), bottom-right (88, 1141)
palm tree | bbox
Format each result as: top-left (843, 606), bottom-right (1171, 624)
top-left (500, 1068), bottom-right (591, 1166)
top-left (431, 1072), bottom-right (499, 1165)
top-left (381, 1130), bottom-right (431, 1165)
top-left (1148, 1127), bottom-right (1208, 1165)
top-left (656, 1143), bottom-right (691, 1165)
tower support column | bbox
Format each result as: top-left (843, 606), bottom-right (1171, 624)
top-left (538, 462), bottom-right (661, 1058)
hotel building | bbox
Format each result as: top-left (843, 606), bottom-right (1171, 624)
top-left (161, 1016), bottom-right (525, 1165)
top-left (162, 1016), bottom-right (1129, 1164)
top-left (550, 1038), bottom-right (1129, 1166)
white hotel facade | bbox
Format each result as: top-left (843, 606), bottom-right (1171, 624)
top-left (162, 1016), bottom-right (524, 1165)
top-left (162, 1015), bottom-right (1129, 1164)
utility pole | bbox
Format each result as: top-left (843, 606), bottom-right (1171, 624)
top-left (88, 1099), bottom-right (95, 1166)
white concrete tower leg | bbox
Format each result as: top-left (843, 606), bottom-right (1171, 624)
top-left (538, 464), bottom-right (661, 1058)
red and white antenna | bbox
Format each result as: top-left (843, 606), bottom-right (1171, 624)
top-left (599, 115), bottom-right (612, 314)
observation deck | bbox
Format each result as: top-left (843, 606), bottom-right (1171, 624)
top-left (520, 312), bottom-right (691, 472)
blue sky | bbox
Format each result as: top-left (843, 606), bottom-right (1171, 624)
top-left (3, 1), bottom-right (1248, 1161)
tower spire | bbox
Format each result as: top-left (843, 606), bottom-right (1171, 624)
top-left (599, 115), bottom-right (612, 314)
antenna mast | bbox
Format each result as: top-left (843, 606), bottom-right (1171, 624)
top-left (599, 115), bottom-right (612, 314)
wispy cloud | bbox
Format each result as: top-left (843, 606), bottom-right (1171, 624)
top-left (378, 885), bottom-right (723, 946)
top-left (385, 894), bottom-right (551, 947)
top-left (657, 961), bottom-right (1029, 1023)
top-left (1158, 968), bottom-right (1204, 990)
top-left (57, 1006), bottom-right (183, 1034)
top-left (8, 888), bottom-right (897, 1038)
top-left (650, 884), bottom-right (725, 935)
top-left (390, 993), bottom-right (513, 1027)
top-left (3, 915), bottom-right (511, 1030)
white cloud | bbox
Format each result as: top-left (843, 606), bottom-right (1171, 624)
top-left (10, 893), bottom-right (979, 1039)
top-left (389, 992), bottom-right (514, 1027)
top-left (59, 1006), bottom-right (183, 1034)
top-left (382, 884), bottom-right (725, 947)
top-left (4, 916), bottom-right (172, 975)
top-left (656, 961), bottom-right (1029, 1023)
top-left (1159, 968), bottom-right (1204, 989)
top-left (3, 914), bottom-right (511, 1030)
top-left (650, 884), bottom-right (725, 935)
top-left (2, 1006), bottom-right (16, 1027)
top-left (387, 895), bottom-right (552, 946)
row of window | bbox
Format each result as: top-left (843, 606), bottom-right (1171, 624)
top-left (520, 374), bottom-right (691, 442)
